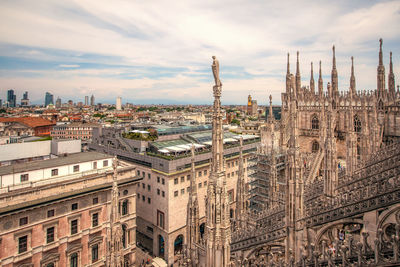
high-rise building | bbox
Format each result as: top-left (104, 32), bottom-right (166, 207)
top-left (7, 89), bottom-right (16, 108)
top-left (90, 95), bottom-right (95, 106)
top-left (116, 96), bottom-right (122, 110)
top-left (21, 91), bottom-right (29, 106)
top-left (44, 92), bottom-right (54, 107)
top-left (55, 97), bottom-right (61, 108)
top-left (84, 96), bottom-right (89, 106)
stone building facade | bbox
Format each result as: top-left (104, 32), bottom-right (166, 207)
top-left (0, 152), bottom-right (140, 267)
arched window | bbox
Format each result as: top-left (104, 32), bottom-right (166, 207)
top-left (122, 224), bottom-right (127, 248)
top-left (122, 200), bottom-right (128, 215)
top-left (46, 264), bottom-right (55, 267)
top-left (354, 116), bottom-right (362, 133)
top-left (312, 141), bottom-right (319, 153)
top-left (70, 253), bottom-right (78, 267)
top-left (311, 116), bottom-right (319, 130)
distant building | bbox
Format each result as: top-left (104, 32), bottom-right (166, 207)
top-left (55, 97), bottom-right (61, 108)
top-left (90, 94), bottom-right (95, 106)
top-left (67, 100), bottom-right (74, 107)
top-left (116, 96), bottom-right (122, 110)
top-left (247, 94), bottom-right (258, 116)
top-left (44, 92), bottom-right (54, 107)
top-left (21, 91), bottom-right (29, 106)
top-left (85, 95), bottom-right (89, 106)
top-left (51, 122), bottom-right (100, 141)
top-left (7, 89), bottom-right (16, 108)
top-left (0, 152), bottom-right (140, 267)
top-left (0, 117), bottom-right (55, 137)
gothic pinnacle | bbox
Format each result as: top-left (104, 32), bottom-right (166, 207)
top-left (350, 56), bottom-right (356, 93)
top-left (379, 38), bottom-right (383, 66)
top-left (310, 62), bottom-right (315, 93)
top-left (318, 60), bottom-right (323, 95)
top-left (287, 53), bottom-right (290, 74)
top-left (332, 45), bottom-right (336, 69)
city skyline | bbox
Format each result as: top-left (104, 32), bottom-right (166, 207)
top-left (0, 0), bottom-right (399, 105)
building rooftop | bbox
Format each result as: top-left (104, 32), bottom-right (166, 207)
top-left (0, 117), bottom-right (55, 128)
top-left (0, 151), bottom-right (111, 175)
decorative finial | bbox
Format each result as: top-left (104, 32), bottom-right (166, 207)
top-left (379, 39), bottom-right (383, 66)
top-left (332, 45), bottom-right (336, 69)
top-left (287, 53), bottom-right (290, 74)
top-left (211, 56), bottom-right (222, 88)
top-left (269, 94), bottom-right (272, 104)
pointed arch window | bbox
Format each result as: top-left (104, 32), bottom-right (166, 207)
top-left (354, 116), bottom-right (362, 133)
top-left (312, 141), bottom-right (319, 153)
top-left (311, 116), bottom-right (319, 130)
top-left (122, 200), bottom-right (128, 216)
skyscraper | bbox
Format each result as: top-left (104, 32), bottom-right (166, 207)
top-left (45, 92), bottom-right (54, 107)
top-left (84, 96), bottom-right (89, 106)
top-left (90, 95), bottom-right (95, 106)
top-left (21, 91), bottom-right (29, 106)
top-left (55, 97), bottom-right (61, 108)
top-left (7, 89), bottom-right (16, 108)
top-left (116, 96), bottom-right (122, 110)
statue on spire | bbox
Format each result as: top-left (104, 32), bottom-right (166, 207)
top-left (212, 56), bottom-right (222, 87)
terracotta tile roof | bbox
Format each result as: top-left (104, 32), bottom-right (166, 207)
top-left (0, 117), bottom-right (55, 128)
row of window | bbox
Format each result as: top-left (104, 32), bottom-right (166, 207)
top-left (311, 115), bottom-right (362, 132)
top-left (137, 194), bottom-right (152, 204)
top-left (19, 161), bottom-right (109, 182)
top-left (174, 181), bottom-right (208, 197)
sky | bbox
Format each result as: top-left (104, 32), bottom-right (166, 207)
top-left (0, 0), bottom-right (399, 105)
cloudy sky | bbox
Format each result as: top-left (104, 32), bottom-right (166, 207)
top-left (0, 0), bottom-right (399, 105)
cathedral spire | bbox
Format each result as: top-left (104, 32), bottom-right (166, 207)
top-left (350, 56), bottom-right (356, 95)
top-left (388, 51), bottom-right (396, 97)
top-left (296, 51), bottom-right (301, 95)
top-left (268, 94), bottom-right (275, 123)
top-left (310, 62), bottom-right (315, 94)
top-left (287, 53), bottom-right (290, 75)
top-left (318, 61), bottom-right (323, 96)
top-left (377, 38), bottom-right (386, 97)
top-left (206, 56), bottom-right (231, 267)
top-left (331, 45), bottom-right (338, 94)
top-left (286, 53), bottom-right (291, 95)
top-left (235, 137), bottom-right (247, 228)
top-left (187, 145), bottom-right (200, 258)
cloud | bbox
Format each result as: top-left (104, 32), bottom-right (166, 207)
top-left (0, 0), bottom-right (399, 105)
top-left (58, 64), bottom-right (80, 68)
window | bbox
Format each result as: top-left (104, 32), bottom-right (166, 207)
top-left (181, 188), bottom-right (185, 195)
top-left (162, 178), bottom-right (165, 185)
top-left (142, 171), bottom-right (145, 177)
top-left (187, 187), bottom-right (190, 193)
top-left (157, 176), bottom-right (160, 183)
top-left (312, 116), bottom-right (319, 130)
top-left (157, 189), bottom-right (160, 195)
top-left (92, 244), bottom-right (99, 262)
top-left (162, 191), bottom-right (165, 197)
top-left (137, 193), bottom-right (140, 199)
top-left (18, 235), bottom-right (27, 253)
top-left (71, 203), bottom-right (78, 210)
top-left (148, 173), bottom-right (151, 179)
top-left (204, 181), bottom-right (207, 186)
top-left (20, 173), bottom-right (29, 182)
top-left (198, 171), bottom-right (202, 177)
top-left (51, 169), bottom-right (58, 176)
top-left (174, 178), bottom-right (178, 185)
top-left (142, 183), bottom-right (145, 189)
top-left (92, 213), bottom-right (98, 227)
top-left (19, 217), bottom-right (28, 226)
top-left (142, 195), bottom-right (145, 202)
top-left (73, 165), bottom-right (79, 172)
top-left (47, 227), bottom-right (55, 243)
top-left (47, 209), bottom-right (55, 218)
top-left (103, 160), bottom-right (108, 167)
top-left (227, 173), bottom-right (230, 178)
top-left (148, 197), bottom-right (151, 204)
top-left (204, 170), bottom-right (207, 175)
top-left (93, 162), bottom-right (97, 169)
top-left (228, 189), bottom-right (234, 202)
top-left (312, 141), bottom-right (319, 153)
top-left (354, 116), bottom-right (362, 133)
top-left (174, 191), bottom-right (178, 197)
top-left (181, 176), bottom-right (185, 182)
top-left (137, 170), bottom-right (140, 176)
top-left (71, 219), bottom-right (78, 234)
top-left (231, 172), bottom-right (234, 177)
top-left (147, 226), bottom-right (154, 233)
top-left (122, 200), bottom-right (128, 215)
top-left (198, 183), bottom-right (202, 188)
top-left (46, 263), bottom-right (55, 267)
top-left (93, 197), bottom-right (98, 205)
top-left (227, 163), bottom-right (230, 168)
top-left (187, 175), bottom-right (190, 181)
top-left (147, 185), bottom-right (151, 191)
top-left (70, 252), bottom-right (78, 267)
top-left (157, 210), bottom-right (165, 229)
